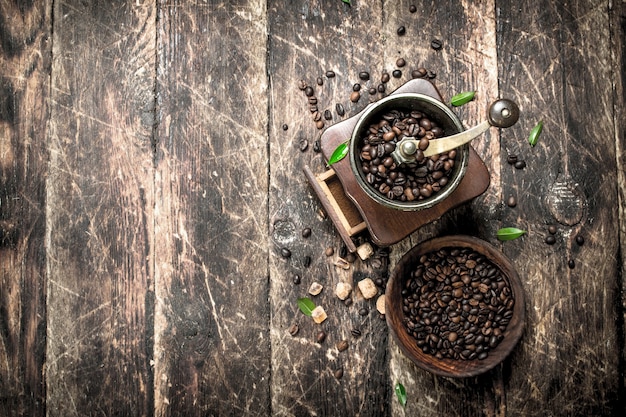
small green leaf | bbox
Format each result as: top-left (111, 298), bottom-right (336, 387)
top-left (528, 120), bottom-right (543, 147)
top-left (297, 297), bottom-right (316, 316)
top-left (395, 382), bottom-right (407, 407)
top-left (328, 141), bottom-right (349, 166)
top-left (451, 91), bottom-right (476, 107)
top-left (497, 227), bottom-right (527, 241)
top-left (341, 0), bottom-right (351, 4)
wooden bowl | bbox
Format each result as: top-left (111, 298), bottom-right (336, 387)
top-left (386, 235), bottom-right (525, 377)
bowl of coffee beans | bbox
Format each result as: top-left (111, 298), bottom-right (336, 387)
top-left (386, 235), bottom-right (525, 377)
top-left (349, 93), bottom-right (470, 211)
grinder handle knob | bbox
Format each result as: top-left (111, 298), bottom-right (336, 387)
top-left (488, 99), bottom-right (520, 128)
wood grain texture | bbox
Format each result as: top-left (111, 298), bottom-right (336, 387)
top-left (0, 1), bottom-right (51, 415)
top-left (497, 0), bottom-right (622, 414)
top-left (46, 1), bottom-right (156, 415)
top-left (153, 1), bottom-right (270, 415)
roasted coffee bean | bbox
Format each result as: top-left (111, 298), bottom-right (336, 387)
top-left (344, 297), bottom-right (353, 307)
top-left (396, 58), bottom-right (406, 67)
top-left (392, 69), bottom-right (402, 78)
top-left (359, 71), bottom-right (370, 81)
top-left (282, 124), bottom-right (288, 131)
top-left (326, 70), bottom-right (336, 78)
top-left (325, 247), bottom-right (335, 256)
top-left (324, 109), bottom-right (332, 120)
top-left (397, 26), bottom-right (406, 36)
top-left (427, 70), bottom-right (436, 79)
top-left (377, 83), bottom-right (386, 93)
top-left (506, 154), bottom-right (518, 164)
top-left (358, 307), bottom-right (369, 316)
top-left (336, 103), bottom-right (345, 117)
top-left (514, 160), bottom-right (526, 169)
top-left (288, 323), bottom-right (299, 336)
top-left (431, 38), bottom-right (443, 50)
top-left (280, 247), bottom-right (292, 258)
top-left (411, 68), bottom-right (428, 79)
top-left (353, 83), bottom-right (361, 91)
top-left (316, 77), bottom-right (323, 86)
top-left (304, 86), bottom-right (314, 97)
top-left (299, 139), bottom-right (308, 152)
top-left (298, 79), bottom-right (307, 90)
top-left (302, 227), bottom-right (312, 238)
top-left (334, 368), bottom-right (344, 379)
top-left (313, 139), bottom-right (321, 153)
top-left (548, 225), bottom-right (557, 235)
top-left (350, 91), bottom-right (361, 103)
top-left (368, 87), bottom-right (377, 95)
top-left (292, 274), bottom-right (301, 285)
top-left (507, 195), bottom-right (517, 207)
top-left (351, 328), bottom-right (362, 337)
top-left (315, 120), bottom-right (325, 130)
top-left (568, 259), bottom-right (576, 269)
top-left (316, 331), bottom-right (327, 343)
top-left (381, 72), bottom-right (390, 83)
top-left (409, 4), bottom-right (417, 13)
top-left (337, 340), bottom-right (349, 352)
top-left (401, 246), bottom-right (515, 361)
top-left (575, 234), bottom-right (585, 246)
top-left (545, 235), bottom-right (556, 245)
top-left (303, 255), bottom-right (312, 268)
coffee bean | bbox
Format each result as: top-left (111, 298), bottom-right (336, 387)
top-left (324, 109), bottom-right (332, 120)
top-left (302, 227), bottom-right (312, 238)
top-left (280, 247), bottom-right (292, 258)
top-left (427, 70), bottom-right (436, 79)
top-left (292, 274), bottom-right (301, 285)
top-left (333, 368), bottom-right (344, 379)
top-left (326, 70), bottom-right (336, 78)
top-left (507, 195), bottom-right (517, 207)
top-left (359, 71), bottom-right (370, 81)
top-left (316, 77), bottom-right (323, 86)
top-left (431, 38), bottom-right (443, 50)
top-left (358, 307), bottom-right (369, 316)
top-left (575, 234), bottom-right (585, 246)
top-left (368, 87), bottom-right (377, 95)
top-left (568, 259), bottom-right (576, 269)
top-left (351, 328), bottom-right (362, 337)
top-left (353, 83), bottom-right (361, 92)
top-left (336, 340), bottom-right (349, 352)
top-left (545, 235), bottom-right (556, 245)
top-left (506, 154), bottom-right (518, 164)
top-left (288, 323), bottom-right (299, 336)
top-left (514, 160), bottom-right (526, 169)
top-left (313, 139), bottom-right (321, 153)
top-left (299, 139), bottom-right (308, 152)
top-left (411, 68), bottom-right (428, 79)
top-left (315, 120), bottom-right (325, 130)
top-left (298, 80), bottom-right (307, 90)
top-left (397, 26), bottom-right (406, 36)
top-left (409, 5), bottom-right (417, 13)
top-left (303, 255), bottom-right (312, 268)
top-left (304, 86), bottom-right (314, 97)
top-left (344, 298), bottom-right (353, 307)
top-left (350, 91), bottom-right (361, 103)
top-left (396, 58), bottom-right (406, 67)
top-left (381, 72), bottom-right (390, 83)
top-left (548, 225), bottom-right (557, 235)
top-left (316, 331), bottom-right (327, 343)
top-left (335, 103), bottom-right (345, 117)
top-left (377, 83), bottom-right (386, 93)
top-left (392, 69), bottom-right (402, 78)
top-left (282, 124), bottom-right (288, 131)
top-left (325, 247), bottom-right (334, 256)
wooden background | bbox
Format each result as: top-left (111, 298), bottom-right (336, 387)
top-left (1, 0), bottom-right (625, 415)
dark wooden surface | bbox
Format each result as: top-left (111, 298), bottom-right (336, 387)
top-left (1, 0), bottom-right (625, 416)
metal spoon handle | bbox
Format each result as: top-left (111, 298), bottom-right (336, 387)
top-left (423, 121), bottom-right (491, 157)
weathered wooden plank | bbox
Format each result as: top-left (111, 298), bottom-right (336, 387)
top-left (267, 1), bottom-right (393, 416)
top-left (153, 1), bottom-right (270, 415)
top-left (497, 0), bottom-right (622, 414)
top-left (46, 1), bottom-right (156, 415)
top-left (0, 2), bottom-right (51, 416)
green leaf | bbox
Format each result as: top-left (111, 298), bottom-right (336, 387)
top-left (497, 227), bottom-right (527, 241)
top-left (395, 382), bottom-right (407, 407)
top-left (297, 297), bottom-right (316, 316)
top-left (450, 91), bottom-right (476, 107)
top-left (328, 141), bottom-right (349, 166)
top-left (528, 120), bottom-right (543, 147)
top-left (341, 0), bottom-right (351, 4)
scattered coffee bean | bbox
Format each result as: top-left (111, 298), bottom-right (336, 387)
top-left (411, 68), bottom-right (428, 79)
top-left (350, 91), bottom-right (361, 103)
top-left (298, 79), bottom-right (307, 90)
top-left (381, 72), bottom-right (390, 83)
top-left (316, 331), bottom-right (327, 343)
top-left (359, 71), bottom-right (370, 81)
top-left (396, 58), bottom-right (406, 67)
top-left (427, 70), bottom-right (437, 79)
top-left (303, 255), bottom-right (312, 268)
top-left (304, 86), bottom-right (314, 97)
top-left (377, 83), bottom-right (386, 93)
top-left (326, 70), bottom-right (336, 78)
top-left (353, 83), bottom-right (361, 91)
top-left (358, 307), bottom-right (369, 316)
top-left (431, 38), bottom-right (443, 50)
top-left (507, 195), bottom-right (517, 207)
top-left (337, 340), bottom-right (349, 352)
top-left (548, 225), bottom-right (557, 235)
top-left (575, 234), bottom-right (585, 246)
top-left (325, 247), bottom-right (335, 256)
top-left (324, 109), bottom-right (332, 120)
top-left (506, 154), bottom-right (518, 165)
top-left (316, 77), bottom-right (323, 86)
top-left (401, 246), bottom-right (515, 361)
top-left (313, 139), bottom-right (321, 153)
top-left (344, 298), bottom-right (353, 307)
top-left (280, 247), bottom-right (292, 258)
top-left (568, 259), bottom-right (576, 269)
top-left (368, 87), bottom-right (377, 95)
top-left (397, 26), bottom-right (406, 36)
top-left (282, 124), bottom-right (288, 131)
top-left (345, 252), bottom-right (357, 263)
top-left (392, 69), bottom-right (402, 78)
top-left (288, 323), bottom-right (299, 336)
top-left (315, 120), bottom-right (325, 130)
top-left (545, 235), bottom-right (556, 245)
top-left (336, 103), bottom-right (345, 117)
top-left (302, 227), bottom-right (312, 238)
top-left (409, 4), bottom-right (417, 13)
top-left (350, 328), bottom-right (362, 337)
top-left (339, 245), bottom-right (348, 258)
top-left (334, 368), bottom-right (344, 379)
top-left (299, 139), bottom-right (309, 152)
top-left (514, 160), bottom-right (526, 169)
top-left (292, 274), bottom-right (301, 285)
